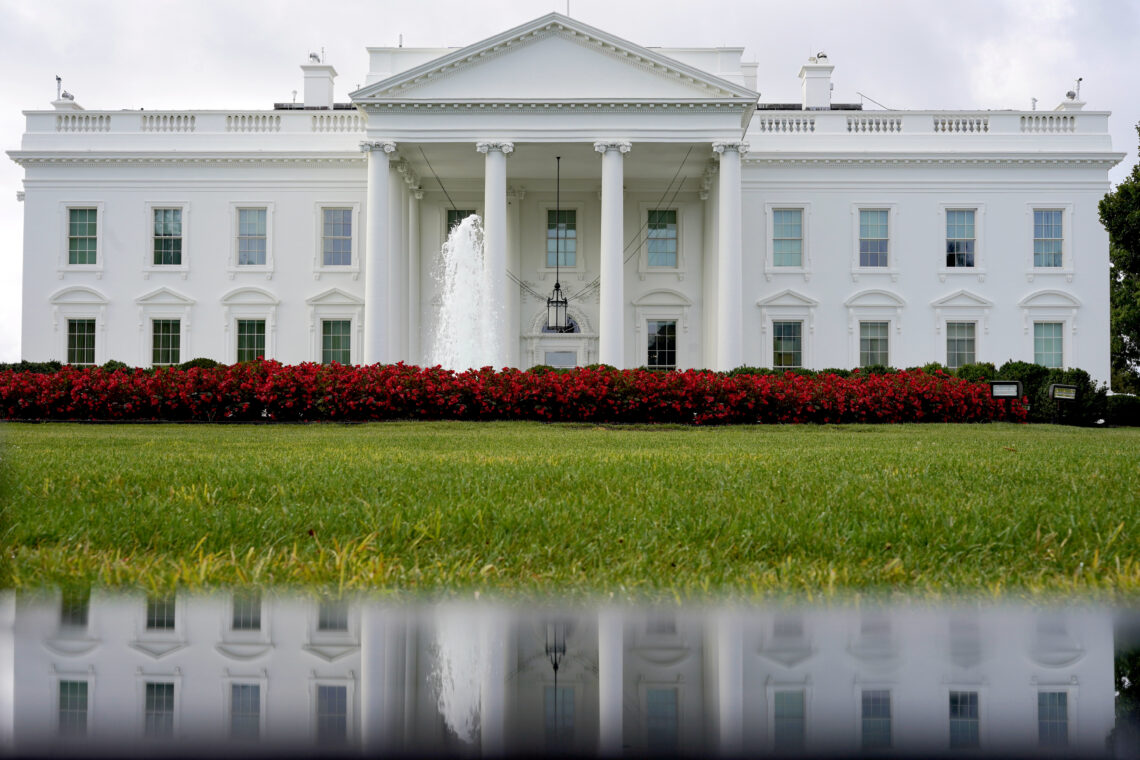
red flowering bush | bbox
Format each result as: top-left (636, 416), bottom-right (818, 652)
top-left (0, 362), bottom-right (1026, 424)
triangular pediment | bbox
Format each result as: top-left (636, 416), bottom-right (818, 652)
top-left (353, 14), bottom-right (756, 102)
top-left (135, 287), bottom-right (194, 306)
top-left (931, 289), bottom-right (993, 309)
top-left (757, 289), bottom-right (819, 308)
top-left (1019, 289), bottom-right (1081, 308)
top-left (306, 288), bottom-right (363, 306)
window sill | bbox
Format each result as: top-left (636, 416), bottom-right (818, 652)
top-left (638, 266), bottom-right (685, 281)
top-left (850, 268), bottom-right (899, 283)
top-left (1025, 269), bottom-right (1074, 283)
top-left (227, 266), bottom-right (274, 280)
top-left (537, 266), bottom-right (587, 280)
top-left (937, 268), bottom-right (987, 283)
top-left (143, 265), bottom-right (189, 280)
top-left (764, 267), bottom-right (812, 283)
top-left (314, 265), bottom-right (360, 281)
top-left (56, 265), bottom-right (104, 280)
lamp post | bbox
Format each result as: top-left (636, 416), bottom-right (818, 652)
top-left (545, 621), bottom-right (567, 745)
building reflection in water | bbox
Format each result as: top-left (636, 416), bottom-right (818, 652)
top-left (0, 591), bottom-right (1129, 756)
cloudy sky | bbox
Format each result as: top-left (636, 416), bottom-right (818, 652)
top-left (1, 0), bottom-right (1137, 363)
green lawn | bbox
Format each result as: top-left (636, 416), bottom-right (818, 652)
top-left (1, 422), bottom-right (1137, 600)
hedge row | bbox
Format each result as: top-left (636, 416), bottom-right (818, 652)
top-left (0, 361), bottom-right (1026, 425)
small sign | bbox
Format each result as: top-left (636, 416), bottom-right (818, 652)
top-left (989, 381), bottom-right (1023, 399)
top-left (1049, 384), bottom-right (1078, 401)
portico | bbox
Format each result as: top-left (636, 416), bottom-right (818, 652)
top-left (351, 13), bottom-right (757, 369)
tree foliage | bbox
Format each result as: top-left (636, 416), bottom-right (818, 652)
top-left (1099, 123), bottom-right (1140, 392)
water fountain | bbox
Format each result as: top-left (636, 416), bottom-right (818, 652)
top-left (429, 214), bottom-right (504, 371)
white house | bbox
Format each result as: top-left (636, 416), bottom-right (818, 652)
top-left (7, 13), bottom-right (1123, 380)
top-left (0, 592), bottom-right (1118, 756)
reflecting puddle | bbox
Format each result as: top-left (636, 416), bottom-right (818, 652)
top-left (1, 591), bottom-right (1136, 757)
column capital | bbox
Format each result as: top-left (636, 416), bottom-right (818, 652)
top-left (360, 140), bottom-right (397, 154)
top-left (712, 140), bottom-right (749, 158)
top-left (594, 140), bottom-right (632, 155)
top-left (476, 140), bottom-right (515, 155)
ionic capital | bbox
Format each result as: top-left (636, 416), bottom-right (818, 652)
top-left (359, 140), bottom-right (397, 154)
top-left (712, 140), bottom-right (749, 158)
top-left (476, 141), bottom-right (515, 155)
top-left (594, 140), bottom-right (632, 155)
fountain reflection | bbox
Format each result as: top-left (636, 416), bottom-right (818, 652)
top-left (0, 591), bottom-right (1132, 757)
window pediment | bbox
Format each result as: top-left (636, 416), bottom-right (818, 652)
top-left (49, 286), bottom-right (108, 305)
top-left (221, 287), bottom-right (280, 306)
top-left (633, 289), bottom-right (692, 308)
top-left (930, 289), bottom-right (993, 309)
top-left (306, 287), bottom-right (364, 307)
top-left (135, 287), bottom-right (195, 306)
top-left (757, 289), bottom-right (819, 308)
top-left (1018, 289), bottom-right (1081, 309)
top-left (844, 289), bottom-right (906, 308)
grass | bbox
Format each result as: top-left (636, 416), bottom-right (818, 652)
top-left (1, 421), bottom-right (1138, 601)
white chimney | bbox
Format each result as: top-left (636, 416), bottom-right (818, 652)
top-left (52, 94), bottom-right (83, 111)
top-left (1054, 94), bottom-right (1085, 112)
top-left (301, 62), bottom-right (337, 109)
top-left (798, 54), bottom-right (834, 111)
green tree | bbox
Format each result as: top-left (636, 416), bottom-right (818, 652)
top-left (1099, 123), bottom-right (1140, 393)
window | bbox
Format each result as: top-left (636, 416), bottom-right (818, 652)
top-left (232, 592), bottom-right (261, 631)
top-left (544, 350), bottom-right (576, 368)
top-left (321, 208), bottom-right (352, 266)
top-left (773, 321), bottom-right (803, 369)
top-left (447, 209), bottom-right (476, 232)
top-left (946, 322), bottom-right (976, 369)
top-left (146, 595), bottom-right (175, 631)
top-left (58, 680), bottom-right (88, 737)
top-left (1034, 210), bottom-right (1063, 268)
top-left (318, 599), bottom-right (348, 632)
top-left (151, 319), bottom-right (181, 366)
top-left (230, 684), bottom-right (260, 740)
top-left (859, 322), bottom-right (889, 367)
top-left (1038, 691), bottom-right (1067, 747)
top-left (68, 208), bottom-right (98, 265)
top-left (647, 320), bottom-right (676, 371)
top-left (949, 691), bottom-right (979, 749)
top-left (67, 319), bottom-right (96, 366)
top-left (152, 208), bottom-right (183, 266)
top-left (946, 210), bottom-right (976, 267)
top-left (237, 208), bottom-right (267, 266)
top-left (60, 588), bottom-right (90, 629)
top-left (646, 688), bottom-right (678, 754)
top-left (861, 690), bottom-right (891, 750)
top-left (859, 209), bottom-right (889, 267)
top-left (773, 209), bottom-right (803, 267)
top-left (546, 210), bottom-right (576, 268)
top-left (321, 320), bottom-right (352, 365)
top-left (236, 319), bottom-right (266, 363)
top-left (647, 209), bottom-right (678, 267)
top-left (316, 685), bottom-right (347, 745)
top-left (773, 690), bottom-right (805, 751)
top-left (544, 685), bottom-right (574, 751)
top-left (1034, 322), bottom-right (1063, 368)
top-left (144, 682), bottom-right (175, 738)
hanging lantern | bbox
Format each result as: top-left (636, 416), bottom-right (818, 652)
top-left (547, 282), bottom-right (569, 332)
top-left (546, 155), bottom-right (571, 332)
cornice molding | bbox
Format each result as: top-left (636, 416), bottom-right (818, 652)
top-left (742, 152), bottom-right (1123, 168)
top-left (7, 151), bottom-right (365, 167)
top-left (356, 100), bottom-right (751, 115)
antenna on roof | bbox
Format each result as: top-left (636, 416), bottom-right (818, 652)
top-left (1075, 77), bottom-right (1082, 99)
top-left (321, 47), bottom-right (325, 63)
top-left (398, 34), bottom-right (403, 48)
top-left (1031, 97), bottom-right (1038, 111)
top-left (856, 91), bottom-right (891, 110)
top-left (55, 75), bottom-right (61, 100)
top-left (292, 90), bottom-right (297, 104)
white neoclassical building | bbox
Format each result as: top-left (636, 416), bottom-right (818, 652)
top-left (8, 13), bottom-right (1123, 380)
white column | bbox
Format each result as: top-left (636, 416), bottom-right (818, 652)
top-left (714, 610), bottom-right (744, 754)
top-left (480, 611), bottom-right (508, 757)
top-left (595, 141), bottom-right (631, 368)
top-left (477, 141), bottom-right (514, 369)
top-left (598, 608), bottom-right (624, 756)
top-left (408, 188), bottom-right (422, 363)
top-left (506, 187), bottom-right (524, 367)
top-left (389, 167), bottom-right (407, 361)
top-left (361, 140), bottom-right (396, 365)
top-left (712, 141), bottom-right (748, 371)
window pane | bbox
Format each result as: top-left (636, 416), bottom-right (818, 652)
top-left (144, 682), bottom-right (175, 738)
top-left (647, 209), bottom-right (677, 267)
top-left (861, 690), bottom-right (891, 749)
top-left (646, 688), bottom-right (678, 754)
top-left (949, 691), bottom-right (980, 749)
top-left (945, 210), bottom-right (976, 267)
top-left (647, 319), bottom-right (677, 370)
top-left (1034, 209), bottom-right (1063, 267)
top-left (546, 209), bottom-right (576, 268)
top-left (152, 208), bottom-right (183, 266)
top-left (773, 209), bottom-right (803, 267)
top-left (67, 319), bottom-right (96, 366)
top-left (230, 684), bottom-right (260, 740)
top-left (446, 209), bottom-right (476, 231)
top-left (321, 320), bottom-right (352, 365)
top-left (237, 208), bottom-right (267, 265)
top-left (946, 322), bottom-right (976, 369)
top-left (60, 588), bottom-right (90, 629)
top-left (58, 680), bottom-right (88, 737)
top-left (1034, 322), bottom-right (1063, 368)
top-left (1038, 691), bottom-right (1068, 747)
top-left (321, 208), bottom-right (352, 266)
top-left (544, 350), bottom-right (576, 368)
top-left (146, 595), bottom-right (175, 630)
top-left (232, 592), bottom-right (261, 631)
top-left (773, 321), bottom-right (803, 369)
top-left (859, 210), bottom-right (889, 267)
top-left (316, 685), bottom-right (347, 745)
top-left (318, 599), bottom-right (348, 631)
top-left (152, 319), bottom-right (181, 366)
top-left (68, 208), bottom-right (97, 265)
top-left (773, 690), bottom-right (805, 751)
top-left (859, 322), bottom-right (889, 367)
top-left (236, 319), bottom-right (266, 362)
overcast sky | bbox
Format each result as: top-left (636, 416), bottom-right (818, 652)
top-left (1, 0), bottom-right (1137, 363)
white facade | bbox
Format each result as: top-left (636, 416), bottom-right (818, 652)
top-left (8, 13), bottom-right (1122, 380)
top-left (0, 592), bottom-right (1119, 756)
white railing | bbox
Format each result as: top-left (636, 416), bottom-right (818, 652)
top-left (846, 116), bottom-right (903, 133)
top-left (755, 115), bottom-right (815, 133)
top-left (1020, 114), bottom-right (1076, 133)
top-left (141, 114), bottom-right (196, 132)
top-left (56, 114), bottom-right (111, 133)
top-left (225, 113), bottom-right (281, 133)
top-left (311, 113), bottom-right (365, 132)
top-left (932, 115), bottom-right (989, 133)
